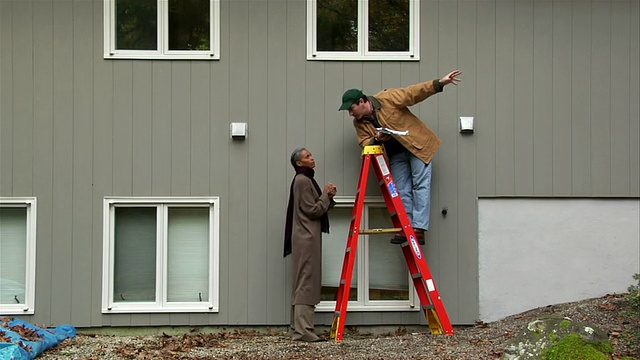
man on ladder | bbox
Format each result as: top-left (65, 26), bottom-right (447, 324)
top-left (338, 70), bottom-right (462, 245)
top-left (329, 71), bottom-right (462, 342)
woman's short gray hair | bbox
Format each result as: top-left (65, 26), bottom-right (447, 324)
top-left (290, 147), bottom-right (307, 169)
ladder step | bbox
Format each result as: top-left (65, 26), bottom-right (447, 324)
top-left (340, 280), bottom-right (346, 285)
top-left (359, 228), bottom-right (402, 234)
top-left (411, 273), bottom-right (423, 279)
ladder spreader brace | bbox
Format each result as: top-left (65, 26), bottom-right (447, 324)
top-left (329, 145), bottom-right (454, 342)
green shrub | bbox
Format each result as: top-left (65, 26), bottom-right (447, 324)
top-left (624, 273), bottom-right (640, 353)
top-left (542, 333), bottom-right (611, 360)
top-left (627, 273), bottom-right (640, 311)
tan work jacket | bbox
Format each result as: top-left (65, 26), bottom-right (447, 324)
top-left (353, 80), bottom-right (443, 164)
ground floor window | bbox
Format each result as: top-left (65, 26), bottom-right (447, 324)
top-left (0, 198), bottom-right (37, 315)
top-left (318, 197), bottom-right (417, 311)
top-left (102, 197), bottom-right (219, 313)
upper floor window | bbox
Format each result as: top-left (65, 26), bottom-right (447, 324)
top-left (102, 197), bottom-right (220, 313)
top-left (0, 198), bottom-right (37, 315)
top-left (307, 0), bottom-right (420, 61)
top-left (103, 0), bottom-right (220, 60)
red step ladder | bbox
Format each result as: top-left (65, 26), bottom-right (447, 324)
top-left (330, 145), bottom-right (454, 342)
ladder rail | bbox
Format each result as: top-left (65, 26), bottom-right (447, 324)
top-left (401, 242), bottom-right (453, 335)
top-left (330, 152), bottom-right (372, 341)
top-left (330, 145), bottom-right (454, 342)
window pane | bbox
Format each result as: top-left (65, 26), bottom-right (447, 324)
top-left (169, 0), bottom-right (210, 51)
top-left (167, 207), bottom-right (209, 302)
top-left (316, 0), bottom-right (357, 52)
top-left (116, 0), bottom-right (158, 50)
top-left (368, 0), bottom-right (410, 51)
top-left (368, 207), bottom-right (409, 300)
top-left (0, 208), bottom-right (27, 305)
top-left (322, 207), bottom-right (357, 301)
top-left (114, 207), bottom-right (157, 302)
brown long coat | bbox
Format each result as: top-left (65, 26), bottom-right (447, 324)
top-left (353, 80), bottom-right (444, 164)
top-left (290, 174), bottom-right (333, 306)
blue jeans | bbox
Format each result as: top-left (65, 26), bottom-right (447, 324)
top-left (388, 151), bottom-right (432, 231)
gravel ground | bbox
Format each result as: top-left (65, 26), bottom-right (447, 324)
top-left (38, 294), bottom-right (638, 360)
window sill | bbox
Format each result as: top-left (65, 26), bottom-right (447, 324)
top-left (102, 305), bottom-right (219, 314)
top-left (316, 301), bottom-right (420, 312)
top-left (104, 53), bottom-right (220, 61)
top-left (0, 306), bottom-right (34, 315)
top-left (306, 53), bottom-right (420, 61)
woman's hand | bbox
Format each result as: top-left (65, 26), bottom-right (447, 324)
top-left (324, 183), bottom-right (337, 197)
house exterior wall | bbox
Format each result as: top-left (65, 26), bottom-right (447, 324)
top-left (1, 0), bottom-right (638, 328)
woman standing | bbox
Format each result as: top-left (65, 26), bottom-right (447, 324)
top-left (284, 148), bottom-right (336, 342)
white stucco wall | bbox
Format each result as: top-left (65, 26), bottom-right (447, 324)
top-left (478, 198), bottom-right (640, 323)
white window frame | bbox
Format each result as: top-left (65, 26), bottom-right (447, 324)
top-left (306, 0), bottom-right (420, 61)
top-left (101, 197), bottom-right (220, 313)
top-left (317, 196), bottom-right (418, 312)
top-left (0, 198), bottom-right (37, 315)
top-left (103, 0), bottom-right (220, 60)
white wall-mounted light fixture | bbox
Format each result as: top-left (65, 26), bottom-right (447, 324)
top-left (230, 122), bottom-right (247, 139)
top-left (459, 116), bottom-right (474, 133)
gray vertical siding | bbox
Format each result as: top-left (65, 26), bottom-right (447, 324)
top-left (50, 0), bottom-right (74, 326)
top-left (91, 0), bottom-right (112, 327)
top-left (552, 1), bottom-right (573, 195)
top-left (495, 0), bottom-right (516, 195)
top-left (247, 0), bottom-right (268, 325)
top-left (228, 0), bottom-right (250, 325)
top-left (0, 0), bottom-right (638, 328)
top-left (32, 0), bottom-right (55, 325)
top-left (615, 0), bottom-right (640, 196)
top-left (71, 0), bottom-right (94, 326)
top-left (591, 1), bottom-right (612, 196)
top-left (10, 2), bottom-right (33, 196)
top-left (1, 1), bottom-right (14, 196)
top-left (265, 0), bottom-right (288, 325)
top-left (533, 1), bottom-right (554, 195)
top-left (457, 0), bottom-right (479, 324)
top-left (476, 0), bottom-right (497, 197)
top-left (514, 1), bottom-right (534, 195)
top-left (208, 0), bottom-right (231, 326)
top-left (435, 0), bottom-right (464, 322)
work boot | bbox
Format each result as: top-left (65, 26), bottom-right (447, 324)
top-left (390, 229), bottom-right (425, 245)
top-left (414, 229), bottom-right (425, 245)
top-left (390, 232), bottom-right (406, 244)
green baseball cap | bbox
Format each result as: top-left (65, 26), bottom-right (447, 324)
top-left (339, 89), bottom-right (364, 111)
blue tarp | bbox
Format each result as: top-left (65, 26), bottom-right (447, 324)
top-left (0, 318), bottom-right (76, 360)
